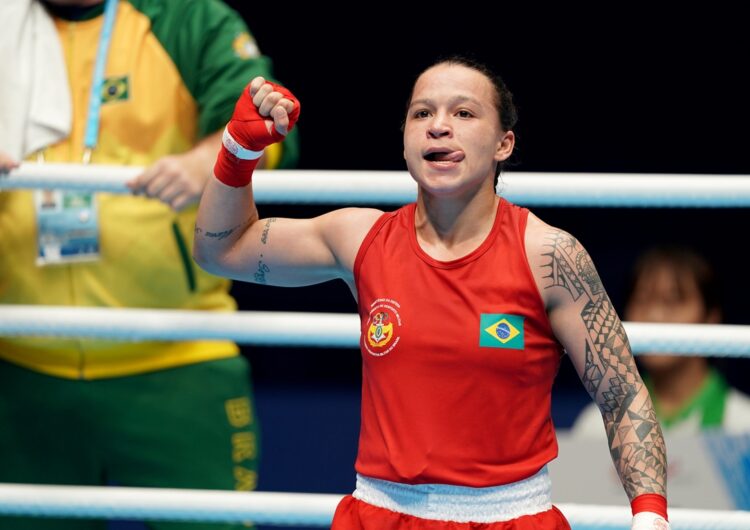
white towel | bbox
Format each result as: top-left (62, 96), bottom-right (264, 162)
top-left (0, 0), bottom-right (71, 161)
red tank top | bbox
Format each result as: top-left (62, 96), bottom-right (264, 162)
top-left (353, 198), bottom-right (562, 487)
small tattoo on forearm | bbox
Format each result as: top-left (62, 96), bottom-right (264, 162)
top-left (261, 217), bottom-right (277, 244)
top-left (254, 254), bottom-right (270, 284)
top-left (195, 218), bottom-right (251, 241)
top-left (206, 227), bottom-right (237, 240)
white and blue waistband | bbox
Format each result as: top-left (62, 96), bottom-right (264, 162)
top-left (352, 466), bottom-right (553, 523)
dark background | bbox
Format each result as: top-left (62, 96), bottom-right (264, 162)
top-left (218, 2), bottom-right (749, 501)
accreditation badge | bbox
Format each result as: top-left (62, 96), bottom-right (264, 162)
top-left (35, 190), bottom-right (100, 265)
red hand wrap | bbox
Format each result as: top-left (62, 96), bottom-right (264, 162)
top-left (213, 144), bottom-right (261, 188)
top-left (631, 493), bottom-right (668, 521)
top-left (213, 81), bottom-right (300, 187)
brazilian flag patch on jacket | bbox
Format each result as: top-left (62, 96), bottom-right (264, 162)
top-left (479, 314), bottom-right (525, 350)
top-left (101, 76), bottom-right (129, 103)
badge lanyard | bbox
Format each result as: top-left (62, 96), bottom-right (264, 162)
top-left (82, 0), bottom-right (119, 165)
top-left (35, 0), bottom-right (118, 265)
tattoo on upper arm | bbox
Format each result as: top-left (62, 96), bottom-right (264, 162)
top-left (543, 229), bottom-right (666, 498)
top-left (261, 218), bottom-right (277, 244)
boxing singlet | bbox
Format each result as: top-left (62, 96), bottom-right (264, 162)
top-left (353, 198), bottom-right (563, 487)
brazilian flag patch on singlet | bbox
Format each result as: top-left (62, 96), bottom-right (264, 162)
top-left (479, 314), bottom-right (525, 350)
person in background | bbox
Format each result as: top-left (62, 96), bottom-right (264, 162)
top-left (572, 246), bottom-right (750, 436)
top-left (0, 1), bottom-right (298, 529)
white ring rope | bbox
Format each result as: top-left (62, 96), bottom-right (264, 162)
top-left (0, 483), bottom-right (747, 529)
top-left (0, 484), bottom-right (339, 526)
top-left (0, 306), bottom-right (360, 348)
top-left (3, 163), bottom-right (750, 207)
top-left (0, 305), bottom-right (749, 357)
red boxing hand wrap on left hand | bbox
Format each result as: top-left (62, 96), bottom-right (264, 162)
top-left (631, 493), bottom-right (668, 520)
top-left (213, 81), bottom-right (301, 187)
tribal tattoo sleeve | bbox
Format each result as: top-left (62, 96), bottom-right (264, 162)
top-left (542, 229), bottom-right (667, 499)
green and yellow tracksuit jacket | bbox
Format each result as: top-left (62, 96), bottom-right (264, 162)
top-left (0, 0), bottom-right (298, 379)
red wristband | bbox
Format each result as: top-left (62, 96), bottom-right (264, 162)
top-left (631, 493), bottom-right (668, 521)
top-left (213, 144), bottom-right (260, 188)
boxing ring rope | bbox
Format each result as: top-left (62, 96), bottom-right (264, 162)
top-left (1, 305), bottom-right (750, 357)
top-left (4, 163), bottom-right (750, 207)
top-left (0, 484), bottom-right (747, 529)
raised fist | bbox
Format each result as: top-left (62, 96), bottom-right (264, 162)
top-left (214, 77), bottom-right (300, 187)
top-left (226, 76), bottom-right (300, 153)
